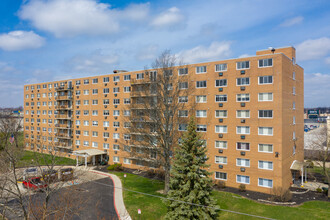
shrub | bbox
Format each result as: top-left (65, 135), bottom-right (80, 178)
top-left (271, 187), bottom-right (292, 202)
top-left (316, 187), bottom-right (322, 193)
top-left (154, 170), bottom-right (165, 180)
top-left (238, 184), bottom-right (246, 192)
top-left (107, 163), bottom-right (123, 171)
top-left (146, 169), bottom-right (156, 178)
top-left (214, 180), bottom-right (226, 189)
top-left (306, 159), bottom-right (314, 168)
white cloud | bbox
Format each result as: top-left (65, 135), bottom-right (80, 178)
top-left (136, 45), bottom-right (159, 61)
top-left (150, 7), bottom-right (185, 30)
top-left (304, 73), bottom-right (330, 107)
top-left (177, 41), bottom-right (231, 64)
top-left (296, 37), bottom-right (330, 61)
top-left (19, 0), bottom-right (149, 37)
top-left (239, 54), bottom-right (253, 58)
top-left (65, 50), bottom-right (119, 74)
top-left (280, 16), bottom-right (303, 27)
top-left (0, 31), bottom-right (44, 51)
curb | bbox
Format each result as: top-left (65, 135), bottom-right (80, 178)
top-left (90, 170), bottom-right (132, 220)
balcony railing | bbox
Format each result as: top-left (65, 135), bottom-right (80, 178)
top-left (55, 124), bottom-right (72, 129)
top-left (55, 114), bottom-right (72, 120)
top-left (56, 105), bottom-right (72, 110)
top-left (55, 86), bottom-right (73, 91)
top-left (56, 133), bottom-right (73, 139)
top-left (55, 96), bottom-right (73, 100)
top-left (131, 78), bottom-right (156, 85)
top-left (131, 91), bottom-right (157, 98)
top-left (55, 142), bottom-right (72, 149)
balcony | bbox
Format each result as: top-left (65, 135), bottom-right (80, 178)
top-left (55, 142), bottom-right (72, 149)
top-left (130, 116), bottom-right (154, 123)
top-left (55, 95), bottom-right (73, 100)
top-left (56, 104), bottom-right (72, 110)
top-left (55, 123), bottom-right (72, 129)
top-left (131, 78), bottom-right (155, 85)
top-left (55, 114), bottom-right (72, 120)
top-left (57, 133), bottom-right (73, 139)
top-left (131, 90), bottom-right (157, 98)
top-left (55, 86), bottom-right (73, 91)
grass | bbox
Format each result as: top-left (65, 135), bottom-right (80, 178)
top-left (18, 150), bottom-right (76, 167)
top-left (112, 172), bottom-right (330, 220)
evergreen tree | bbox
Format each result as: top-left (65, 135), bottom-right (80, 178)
top-left (165, 117), bottom-right (218, 219)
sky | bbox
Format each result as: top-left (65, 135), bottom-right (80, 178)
top-left (0, 0), bottom-right (330, 108)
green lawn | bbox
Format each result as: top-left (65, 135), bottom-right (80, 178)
top-left (112, 172), bottom-right (330, 220)
top-left (19, 150), bottom-right (76, 167)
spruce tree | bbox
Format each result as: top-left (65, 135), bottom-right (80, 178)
top-left (165, 117), bottom-right (218, 219)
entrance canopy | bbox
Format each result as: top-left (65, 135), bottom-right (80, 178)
top-left (290, 160), bottom-right (308, 171)
top-left (73, 149), bottom-right (107, 167)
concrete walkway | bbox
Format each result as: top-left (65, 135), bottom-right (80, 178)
top-left (90, 170), bottom-right (132, 220)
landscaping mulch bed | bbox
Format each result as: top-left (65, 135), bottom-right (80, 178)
top-left (215, 186), bottom-right (328, 205)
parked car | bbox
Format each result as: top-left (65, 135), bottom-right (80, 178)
top-left (60, 168), bottom-right (74, 181)
top-left (42, 169), bottom-right (58, 183)
top-left (23, 167), bottom-right (38, 179)
top-left (22, 177), bottom-right (48, 191)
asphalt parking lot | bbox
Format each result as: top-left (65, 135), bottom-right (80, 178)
top-left (1, 170), bottom-right (118, 220)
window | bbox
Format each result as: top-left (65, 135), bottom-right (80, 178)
top-left (103, 121), bottom-right (109, 127)
top-left (104, 99), bottom-right (109, 105)
top-left (178, 124), bottom-right (187, 131)
top-left (123, 110), bottom-right (131, 116)
top-left (196, 80), bottom-right (207, 88)
top-left (236, 126), bottom-right (250, 134)
top-left (215, 172), bottom-right (227, 180)
top-left (103, 143), bottom-right (109, 149)
top-left (196, 125), bottom-right (207, 132)
top-left (258, 127), bottom-right (273, 136)
top-left (83, 141), bottom-right (89, 146)
top-left (293, 116), bottom-right (296, 125)
top-left (103, 88), bottom-right (109, 94)
top-left (196, 66), bottom-right (206, 74)
top-left (124, 87), bottom-right (131, 92)
top-left (258, 178), bottom-right (273, 188)
top-left (124, 122), bottom-right (131, 128)
top-left (113, 87), bottom-right (119, 93)
top-left (259, 76), bottom-right (273, 84)
top-left (124, 98), bottom-right (131, 104)
top-left (136, 73), bottom-right (144, 80)
top-left (215, 110), bottom-right (227, 118)
top-left (293, 131), bottom-right (296, 140)
top-left (84, 79), bottom-right (89, 85)
top-left (293, 145), bottom-right (296, 155)
top-left (113, 99), bottom-right (120, 104)
top-left (258, 58), bottom-right (273, 67)
top-left (236, 175), bottom-right (250, 184)
top-left (237, 77), bottom-right (250, 86)
top-left (113, 122), bottom-right (120, 127)
top-left (236, 61), bottom-right (249, 69)
top-left (92, 121), bottom-right (98, 126)
top-left (113, 110), bottom-right (120, 116)
top-left (76, 140), bottom-right (80, 145)
top-left (258, 93), bottom-right (273, 101)
top-left (113, 144), bottom-right (120, 150)
top-left (215, 141), bottom-right (227, 149)
top-left (196, 110), bottom-right (207, 118)
top-left (215, 125), bottom-right (227, 133)
top-left (293, 72), bottom-right (296, 80)
top-left (113, 133), bottom-right (120, 139)
top-left (293, 87), bottom-right (296, 95)
top-left (215, 63), bottom-right (227, 72)
top-left (236, 110), bottom-right (250, 118)
top-left (92, 78), bottom-right (98, 84)
top-left (259, 110), bottom-right (273, 118)
top-left (196, 95), bottom-right (207, 103)
top-left (215, 95), bottom-right (227, 102)
top-left (258, 144), bottom-right (273, 153)
top-left (215, 79), bottom-right (227, 87)
top-left (178, 96), bottom-right (188, 103)
top-left (83, 110), bottom-right (89, 116)
top-left (103, 77), bottom-right (109, 83)
top-left (92, 142), bottom-right (98, 148)
top-left (258, 161), bottom-right (273, 170)
top-left (179, 82), bottom-right (188, 90)
top-left (124, 145), bottom-right (131, 152)
top-left (83, 100), bottom-right (89, 105)
top-left (92, 131), bottom-right (98, 137)
top-left (113, 156), bottom-right (119, 162)
top-left (83, 121), bottom-right (89, 126)
top-left (124, 158), bottom-right (131, 164)
top-left (92, 100), bottom-right (98, 105)
top-left (178, 68), bottom-right (188, 75)
top-left (113, 76), bottom-right (120, 82)
top-left (92, 89), bottom-right (98, 94)
top-left (103, 132), bottom-right (109, 138)
top-left (178, 110), bottom-right (188, 117)
top-left (215, 156), bottom-right (227, 164)
top-left (237, 158), bottom-right (250, 167)
top-left (293, 102), bottom-right (296, 110)
top-left (124, 75), bottom-right (131, 81)
top-left (237, 142), bottom-right (250, 151)
top-left (236, 94), bottom-right (250, 102)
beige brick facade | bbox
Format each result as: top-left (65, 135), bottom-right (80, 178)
top-left (23, 46), bottom-right (304, 193)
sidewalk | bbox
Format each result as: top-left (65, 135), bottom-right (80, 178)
top-left (90, 169), bottom-right (132, 220)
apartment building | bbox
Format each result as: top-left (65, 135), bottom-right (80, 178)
top-left (23, 46), bottom-right (304, 193)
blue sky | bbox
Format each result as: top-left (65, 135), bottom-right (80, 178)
top-left (0, 0), bottom-right (330, 107)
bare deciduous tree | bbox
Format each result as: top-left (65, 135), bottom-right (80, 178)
top-left (124, 51), bottom-right (198, 193)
